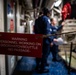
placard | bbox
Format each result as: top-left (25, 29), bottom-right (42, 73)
top-left (0, 32), bottom-right (43, 58)
top-left (62, 19), bottom-right (76, 33)
top-left (61, 19), bottom-right (76, 42)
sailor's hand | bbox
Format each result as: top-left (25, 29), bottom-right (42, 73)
top-left (50, 43), bottom-right (53, 47)
top-left (61, 22), bottom-right (65, 26)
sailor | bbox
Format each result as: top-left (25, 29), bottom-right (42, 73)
top-left (34, 7), bottom-right (52, 73)
top-left (50, 18), bottom-right (65, 61)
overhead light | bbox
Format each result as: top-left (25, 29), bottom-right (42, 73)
top-left (54, 0), bottom-right (62, 7)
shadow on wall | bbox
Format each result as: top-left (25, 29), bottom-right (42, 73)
top-left (71, 5), bottom-right (76, 19)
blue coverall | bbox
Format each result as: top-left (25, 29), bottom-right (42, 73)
top-left (34, 15), bottom-right (52, 69)
top-left (50, 25), bottom-right (63, 61)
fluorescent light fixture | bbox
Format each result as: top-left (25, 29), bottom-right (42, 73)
top-left (54, 0), bottom-right (62, 7)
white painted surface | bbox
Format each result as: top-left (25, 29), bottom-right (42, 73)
top-left (16, 0), bottom-right (22, 60)
top-left (0, 0), bottom-right (4, 32)
top-left (0, 0), bottom-right (6, 75)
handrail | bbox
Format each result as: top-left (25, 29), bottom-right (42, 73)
top-left (43, 31), bottom-right (76, 38)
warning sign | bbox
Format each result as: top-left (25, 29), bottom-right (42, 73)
top-left (0, 32), bottom-right (43, 58)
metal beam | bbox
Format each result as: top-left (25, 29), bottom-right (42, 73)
top-left (39, 0), bottom-right (43, 8)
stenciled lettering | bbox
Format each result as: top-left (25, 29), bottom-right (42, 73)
top-left (0, 40), bottom-right (17, 44)
top-left (12, 37), bottom-right (27, 41)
